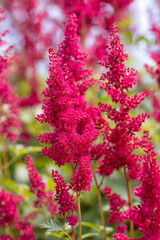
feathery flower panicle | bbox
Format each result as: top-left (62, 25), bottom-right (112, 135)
top-left (145, 24), bottom-right (160, 86)
top-left (70, 156), bottom-right (93, 193)
top-left (95, 25), bottom-right (150, 179)
top-left (4, 0), bottom-right (56, 107)
top-left (54, 0), bottom-right (133, 64)
top-left (122, 130), bottom-right (160, 239)
top-left (145, 24), bottom-right (160, 122)
top-left (113, 232), bottom-right (131, 240)
top-left (0, 189), bottom-right (37, 239)
top-left (0, 9), bottom-right (20, 141)
top-left (104, 186), bottom-right (126, 224)
top-left (52, 170), bottom-right (78, 226)
top-left (25, 155), bottom-right (58, 214)
top-left (36, 15), bottom-right (98, 195)
top-left (0, 189), bottom-right (23, 226)
top-left (0, 234), bottom-right (13, 240)
top-left (58, 15), bottom-right (92, 82)
top-left (66, 215), bottom-right (78, 227)
top-left (16, 219), bottom-right (36, 240)
top-left (116, 224), bottom-right (127, 234)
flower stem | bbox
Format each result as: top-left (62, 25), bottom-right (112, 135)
top-left (93, 171), bottom-right (107, 240)
top-left (2, 137), bottom-right (10, 178)
top-left (124, 166), bottom-right (134, 238)
top-left (72, 227), bottom-right (76, 240)
top-left (77, 193), bottom-right (82, 240)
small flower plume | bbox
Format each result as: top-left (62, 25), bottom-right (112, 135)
top-left (0, 234), bottom-right (13, 240)
top-left (145, 24), bottom-right (160, 86)
top-left (94, 25), bottom-right (150, 179)
top-left (0, 9), bottom-right (20, 141)
top-left (52, 170), bottom-right (78, 226)
top-left (0, 189), bottom-right (23, 226)
top-left (56, 0), bottom-right (133, 64)
top-left (16, 219), bottom-right (36, 240)
top-left (122, 130), bottom-right (160, 239)
top-left (57, 14), bottom-right (95, 95)
top-left (4, 0), bottom-right (56, 107)
top-left (70, 156), bottom-right (93, 193)
top-left (0, 188), bottom-right (37, 239)
top-left (145, 24), bottom-right (160, 122)
top-left (116, 224), bottom-right (127, 234)
top-left (25, 155), bottom-right (58, 214)
top-left (113, 232), bottom-right (131, 240)
top-left (104, 186), bottom-right (126, 224)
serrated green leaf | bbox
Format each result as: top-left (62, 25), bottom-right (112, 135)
top-left (81, 222), bottom-right (101, 232)
top-left (40, 219), bottom-right (64, 232)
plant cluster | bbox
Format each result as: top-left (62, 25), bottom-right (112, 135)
top-left (0, 1), bottom-right (160, 240)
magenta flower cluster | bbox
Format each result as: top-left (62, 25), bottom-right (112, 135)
top-left (36, 15), bottom-right (98, 224)
top-left (0, 9), bottom-right (20, 141)
top-left (26, 155), bottom-right (58, 214)
top-left (0, 189), bottom-right (36, 240)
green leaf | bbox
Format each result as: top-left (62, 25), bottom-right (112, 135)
top-left (136, 35), bottom-right (150, 44)
top-left (81, 222), bottom-right (101, 232)
top-left (0, 178), bottom-right (33, 197)
top-left (45, 231), bottom-right (66, 238)
top-left (82, 232), bottom-right (100, 239)
top-left (40, 219), bottom-right (64, 232)
top-left (10, 145), bottom-right (42, 156)
top-left (124, 30), bottom-right (133, 43)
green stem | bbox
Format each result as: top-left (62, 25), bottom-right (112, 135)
top-left (77, 193), bottom-right (82, 240)
top-left (93, 171), bottom-right (107, 240)
top-left (124, 166), bottom-right (134, 238)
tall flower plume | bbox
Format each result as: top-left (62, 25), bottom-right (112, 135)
top-left (36, 14), bottom-right (98, 225)
top-left (0, 9), bottom-right (20, 141)
top-left (120, 131), bottom-right (160, 239)
top-left (93, 25), bottom-right (150, 179)
top-left (36, 14), bottom-right (98, 188)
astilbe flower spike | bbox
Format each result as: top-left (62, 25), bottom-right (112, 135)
top-left (0, 9), bottom-right (20, 141)
top-left (0, 189), bottom-right (37, 239)
top-left (25, 155), bottom-right (58, 214)
top-left (103, 186), bottom-right (126, 225)
top-left (53, 0), bottom-right (133, 64)
top-left (0, 189), bottom-right (23, 226)
top-left (36, 15), bottom-right (98, 195)
top-left (57, 14), bottom-right (95, 95)
top-left (122, 130), bottom-right (160, 239)
top-left (94, 25), bottom-right (150, 180)
top-left (3, 0), bottom-right (57, 107)
top-left (52, 170), bottom-right (78, 226)
top-left (145, 24), bottom-right (160, 122)
top-left (0, 235), bottom-right (13, 240)
top-left (16, 219), bottom-right (37, 240)
top-left (113, 232), bottom-right (131, 240)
